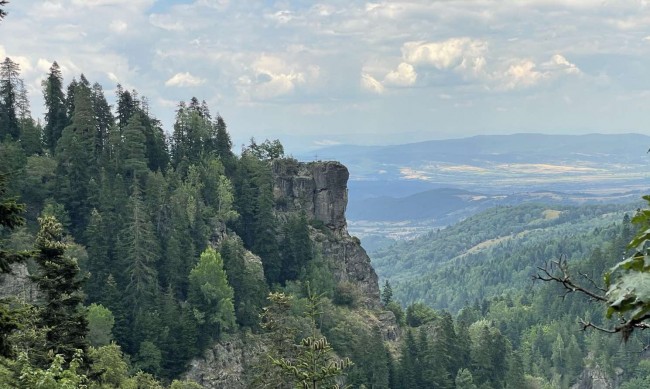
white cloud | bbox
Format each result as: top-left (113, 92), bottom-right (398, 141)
top-left (496, 54), bottom-right (581, 90)
top-left (149, 14), bottom-right (184, 31)
top-left (165, 72), bottom-right (206, 87)
top-left (237, 55), bottom-right (319, 101)
top-left (501, 59), bottom-right (544, 90)
top-left (109, 20), bottom-right (128, 33)
top-left (384, 62), bottom-right (417, 87)
top-left (402, 38), bottom-right (488, 70)
top-left (360, 73), bottom-right (385, 94)
top-left (541, 54), bottom-right (581, 75)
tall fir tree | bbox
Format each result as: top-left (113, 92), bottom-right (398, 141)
top-left (33, 216), bottom-right (89, 364)
top-left (118, 184), bottom-right (159, 311)
top-left (0, 57), bottom-right (20, 140)
top-left (42, 62), bottom-right (67, 153)
top-left (55, 81), bottom-right (97, 232)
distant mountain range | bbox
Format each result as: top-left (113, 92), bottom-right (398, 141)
top-left (300, 133), bottom-right (650, 196)
top-left (299, 133), bottom-right (650, 246)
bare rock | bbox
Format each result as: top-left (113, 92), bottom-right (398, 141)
top-left (0, 262), bottom-right (38, 302)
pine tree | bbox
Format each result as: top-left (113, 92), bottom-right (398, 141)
top-left (33, 216), bottom-right (89, 363)
top-left (42, 62), bottom-right (67, 153)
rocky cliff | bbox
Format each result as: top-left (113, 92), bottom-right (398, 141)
top-left (184, 160), bottom-right (396, 388)
top-left (272, 159), bottom-right (381, 306)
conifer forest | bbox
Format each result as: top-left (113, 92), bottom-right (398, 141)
top-left (2, 2), bottom-right (650, 388)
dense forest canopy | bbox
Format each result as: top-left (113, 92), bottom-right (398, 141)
top-left (0, 55), bottom-right (650, 389)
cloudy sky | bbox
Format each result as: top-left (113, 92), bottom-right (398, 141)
top-left (2, 0), bottom-right (650, 152)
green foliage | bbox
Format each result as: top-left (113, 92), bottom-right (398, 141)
top-left (88, 343), bottom-right (130, 388)
top-left (604, 195), bottom-right (650, 334)
top-left (405, 302), bottom-right (436, 327)
top-left (188, 247), bottom-right (236, 340)
top-left (87, 303), bottom-right (114, 347)
top-left (33, 215), bottom-right (89, 364)
top-left (219, 236), bottom-right (268, 328)
top-left (16, 350), bottom-right (88, 388)
top-left (381, 280), bottom-right (393, 306)
top-left (373, 203), bottom-right (632, 311)
top-left (268, 286), bottom-right (353, 389)
top-left (246, 138), bottom-right (285, 161)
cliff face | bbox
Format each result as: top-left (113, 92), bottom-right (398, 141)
top-left (0, 263), bottom-right (38, 302)
top-left (184, 160), bottom-right (395, 388)
top-left (272, 159), bottom-right (381, 307)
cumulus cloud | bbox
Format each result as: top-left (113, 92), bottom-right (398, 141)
top-left (237, 55), bottom-right (319, 101)
top-left (496, 54), bottom-right (581, 90)
top-left (384, 62), bottom-right (417, 87)
top-left (402, 38), bottom-right (487, 70)
top-left (500, 59), bottom-right (543, 89)
top-left (165, 72), bottom-right (206, 87)
top-left (541, 54), bottom-right (581, 75)
top-left (360, 73), bottom-right (385, 94)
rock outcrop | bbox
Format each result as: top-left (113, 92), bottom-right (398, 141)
top-left (184, 333), bottom-right (264, 389)
top-left (185, 160), bottom-right (396, 388)
top-left (272, 159), bottom-right (381, 306)
top-left (0, 262), bottom-right (38, 302)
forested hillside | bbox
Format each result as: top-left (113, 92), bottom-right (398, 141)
top-left (372, 202), bottom-right (650, 388)
top-left (1, 55), bottom-right (650, 389)
top-left (0, 58), bottom-right (397, 387)
top-left (372, 203), bottom-right (638, 311)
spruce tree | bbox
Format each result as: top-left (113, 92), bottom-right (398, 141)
top-left (0, 57), bottom-right (20, 140)
top-left (55, 82), bottom-right (97, 232)
top-left (118, 184), bottom-right (159, 311)
top-left (42, 62), bottom-right (67, 153)
top-left (122, 113), bottom-right (149, 181)
top-left (33, 216), bottom-right (89, 363)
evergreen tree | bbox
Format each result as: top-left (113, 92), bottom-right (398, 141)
top-left (122, 113), bottom-right (149, 181)
top-left (219, 236), bottom-right (268, 328)
top-left (118, 185), bottom-right (159, 311)
top-left (90, 82), bottom-right (114, 160)
top-left (382, 280), bottom-right (393, 306)
top-left (42, 62), bottom-right (67, 153)
top-left (188, 247), bottom-right (236, 341)
top-left (55, 81), bottom-right (97, 232)
top-left (269, 285), bottom-right (353, 388)
top-left (33, 216), bottom-right (89, 363)
top-left (0, 173), bottom-right (29, 358)
top-left (0, 57), bottom-right (20, 140)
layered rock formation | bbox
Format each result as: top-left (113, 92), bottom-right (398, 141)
top-left (272, 159), bottom-right (380, 306)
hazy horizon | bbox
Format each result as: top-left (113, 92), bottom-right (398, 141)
top-left (3, 1), bottom-right (650, 153)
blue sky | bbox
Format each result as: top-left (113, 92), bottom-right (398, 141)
top-left (2, 0), bottom-right (650, 153)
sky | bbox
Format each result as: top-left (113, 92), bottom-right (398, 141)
top-left (2, 0), bottom-right (650, 153)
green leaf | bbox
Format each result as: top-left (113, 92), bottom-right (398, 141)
top-left (606, 271), bottom-right (650, 320)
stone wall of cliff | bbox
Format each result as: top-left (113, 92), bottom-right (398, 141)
top-left (271, 159), bottom-right (381, 306)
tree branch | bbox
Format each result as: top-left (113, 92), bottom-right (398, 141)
top-left (534, 256), bottom-right (607, 302)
